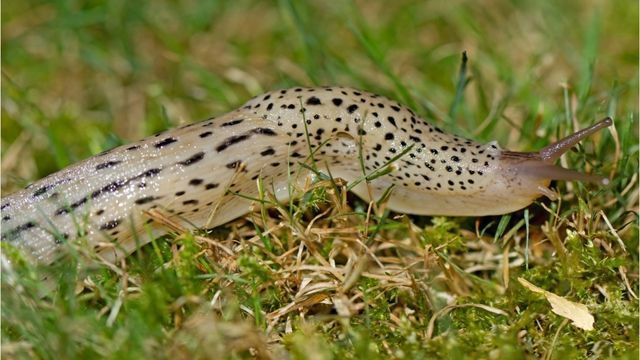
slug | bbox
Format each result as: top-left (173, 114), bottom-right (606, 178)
top-left (1, 86), bottom-right (612, 265)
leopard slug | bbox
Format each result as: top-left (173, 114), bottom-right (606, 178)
top-left (1, 86), bottom-right (612, 265)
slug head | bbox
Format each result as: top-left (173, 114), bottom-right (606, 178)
top-left (497, 117), bottom-right (612, 203)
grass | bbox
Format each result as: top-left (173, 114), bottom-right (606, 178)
top-left (1, 0), bottom-right (638, 359)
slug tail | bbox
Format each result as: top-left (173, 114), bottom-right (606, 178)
top-left (538, 117), bottom-right (613, 162)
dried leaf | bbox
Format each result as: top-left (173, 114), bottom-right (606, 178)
top-left (518, 277), bottom-right (594, 330)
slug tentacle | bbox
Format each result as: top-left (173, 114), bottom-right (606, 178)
top-left (515, 161), bottom-right (609, 185)
top-left (538, 117), bottom-right (613, 162)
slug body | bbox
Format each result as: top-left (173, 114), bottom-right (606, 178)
top-left (1, 87), bottom-right (611, 264)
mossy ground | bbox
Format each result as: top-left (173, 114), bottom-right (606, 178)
top-left (2, 1), bottom-right (638, 359)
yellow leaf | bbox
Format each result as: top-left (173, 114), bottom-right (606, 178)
top-left (518, 277), bottom-right (594, 331)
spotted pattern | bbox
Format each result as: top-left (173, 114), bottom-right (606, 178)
top-left (1, 86), bottom-right (566, 266)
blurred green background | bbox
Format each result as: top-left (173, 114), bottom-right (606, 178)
top-left (2, 0), bottom-right (637, 192)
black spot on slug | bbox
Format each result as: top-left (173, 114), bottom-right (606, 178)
top-left (216, 134), bottom-right (250, 152)
top-left (19, 221), bottom-right (35, 231)
top-left (346, 104), bottom-right (358, 114)
top-left (32, 184), bottom-right (55, 198)
top-left (387, 116), bottom-right (397, 128)
top-left (54, 197), bottom-right (87, 216)
top-left (332, 98), bottom-right (343, 106)
top-left (199, 131), bottom-right (213, 138)
top-left (154, 137), bottom-right (178, 148)
top-left (178, 152), bottom-right (205, 166)
top-left (100, 219), bottom-right (121, 231)
top-left (226, 160), bottom-right (242, 169)
top-left (306, 96), bottom-right (322, 105)
top-left (134, 196), bottom-right (160, 205)
top-left (221, 119), bottom-right (244, 127)
top-left (54, 233), bottom-right (69, 244)
top-left (96, 160), bottom-right (122, 170)
top-left (90, 179), bottom-right (127, 200)
top-left (140, 168), bottom-right (162, 178)
top-left (216, 128), bottom-right (277, 152)
top-left (71, 197), bottom-right (88, 209)
top-left (260, 147), bottom-right (276, 156)
top-left (252, 128), bottom-right (277, 136)
top-left (1, 221), bottom-right (37, 242)
top-left (189, 178), bottom-right (204, 186)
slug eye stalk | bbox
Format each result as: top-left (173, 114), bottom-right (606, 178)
top-left (538, 117), bottom-right (613, 163)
